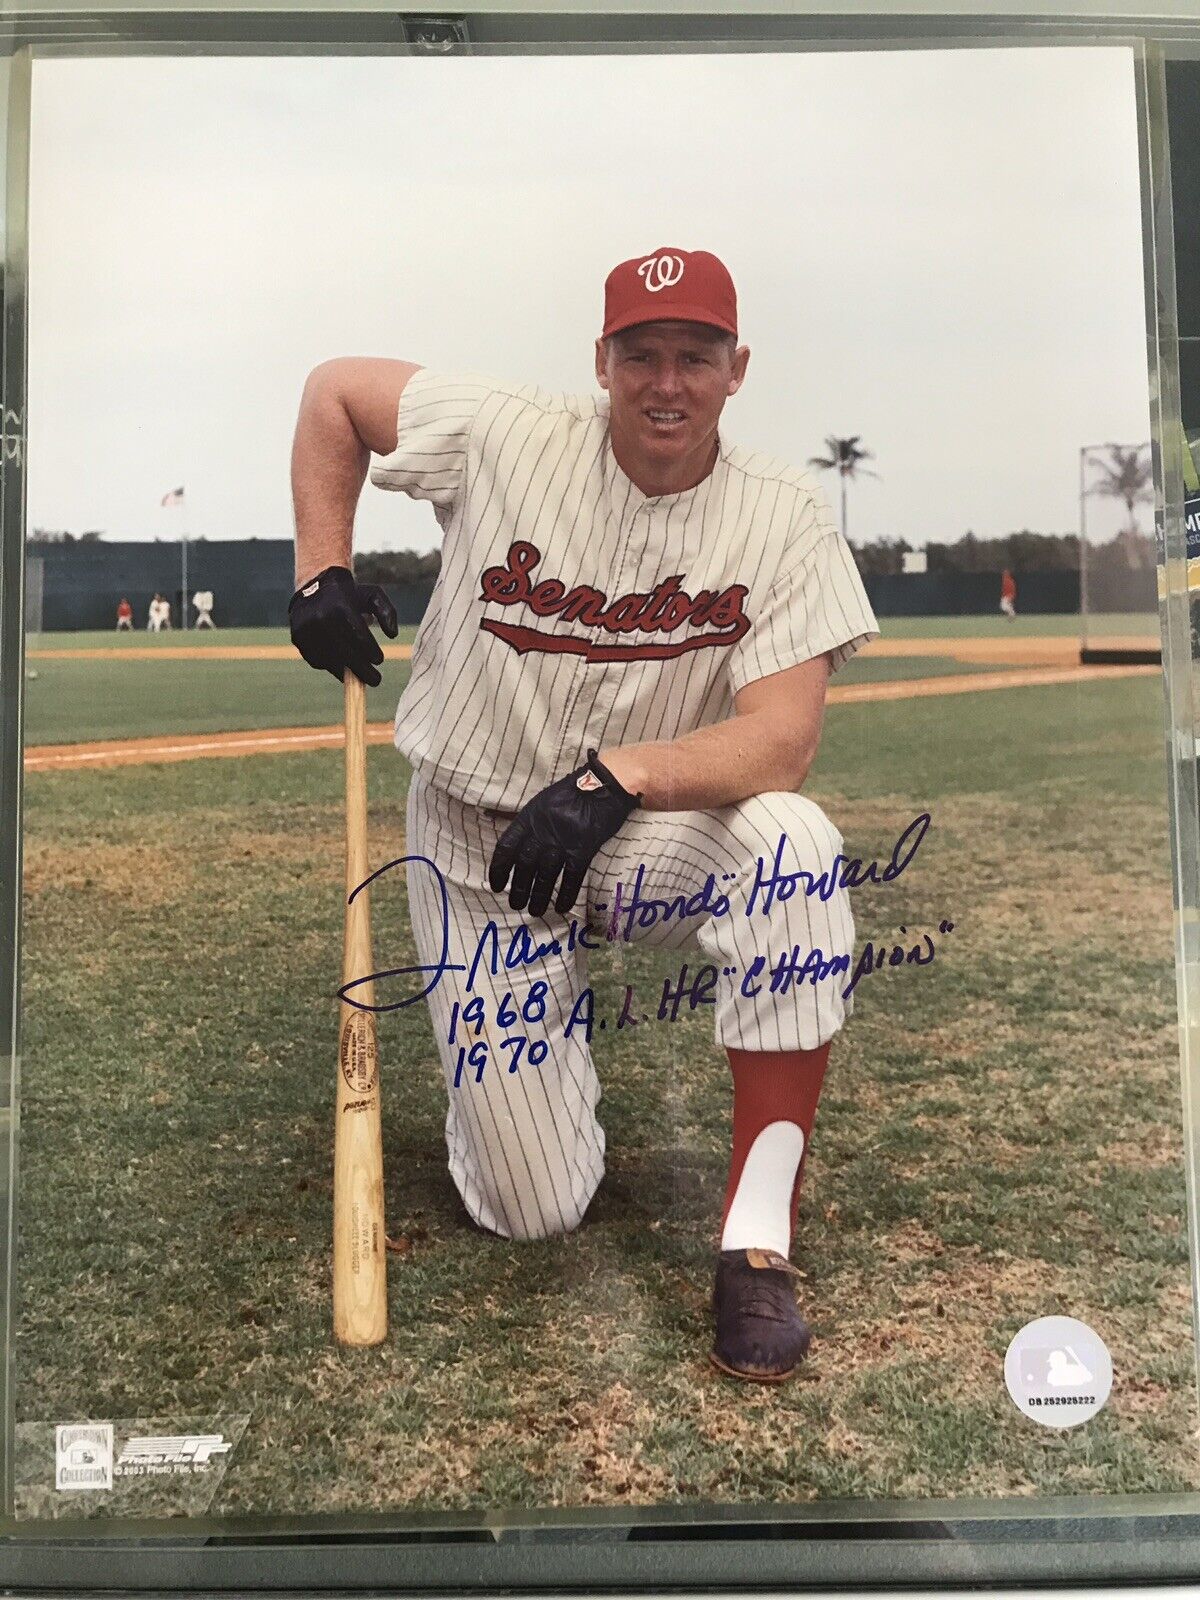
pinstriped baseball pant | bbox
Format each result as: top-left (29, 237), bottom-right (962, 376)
top-left (405, 771), bottom-right (855, 1243)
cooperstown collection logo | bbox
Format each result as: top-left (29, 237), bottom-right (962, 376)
top-left (637, 252), bottom-right (685, 293)
top-left (477, 541), bottom-right (750, 661)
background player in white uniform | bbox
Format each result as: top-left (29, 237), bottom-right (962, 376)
top-left (290, 248), bottom-right (880, 1381)
top-left (193, 589), bottom-right (215, 628)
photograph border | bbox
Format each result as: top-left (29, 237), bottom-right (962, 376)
top-left (2, 9), bottom-right (1200, 1587)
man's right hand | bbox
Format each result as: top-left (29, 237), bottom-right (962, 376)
top-left (288, 565), bottom-right (399, 688)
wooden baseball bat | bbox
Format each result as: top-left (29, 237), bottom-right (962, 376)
top-left (333, 669), bottom-right (387, 1346)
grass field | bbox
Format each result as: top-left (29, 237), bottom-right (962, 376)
top-left (25, 612), bottom-right (1157, 651)
top-left (13, 616), bottom-right (1195, 1521)
top-left (20, 654), bottom-right (1040, 748)
top-left (20, 615), bottom-right (1158, 749)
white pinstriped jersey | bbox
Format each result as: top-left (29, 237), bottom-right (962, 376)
top-left (370, 369), bottom-right (880, 811)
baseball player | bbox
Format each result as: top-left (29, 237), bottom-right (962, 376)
top-left (193, 589), bottom-right (215, 628)
top-left (289, 248), bottom-right (880, 1382)
top-left (999, 568), bottom-right (1017, 619)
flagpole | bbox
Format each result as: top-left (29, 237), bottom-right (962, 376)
top-left (1079, 446), bottom-right (1088, 645)
top-left (157, 488), bottom-right (187, 627)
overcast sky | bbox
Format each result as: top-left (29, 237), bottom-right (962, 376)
top-left (27, 46), bottom-right (1149, 554)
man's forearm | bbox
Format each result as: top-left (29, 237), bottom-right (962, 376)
top-left (291, 367), bottom-right (370, 588)
top-left (599, 710), bottom-right (817, 813)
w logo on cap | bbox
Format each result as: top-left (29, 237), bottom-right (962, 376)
top-left (601, 246), bottom-right (737, 339)
top-left (638, 253), bottom-right (685, 293)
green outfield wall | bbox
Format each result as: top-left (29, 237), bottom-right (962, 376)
top-left (866, 571), bottom-right (1081, 617)
top-left (25, 538), bottom-right (435, 631)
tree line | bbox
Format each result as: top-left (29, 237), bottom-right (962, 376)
top-left (849, 527), bottom-right (1157, 577)
top-left (851, 530), bottom-right (1084, 577)
top-left (353, 549), bottom-right (442, 586)
top-left (29, 528), bottom-right (105, 543)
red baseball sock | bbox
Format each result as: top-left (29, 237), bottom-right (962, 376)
top-left (719, 1044), bottom-right (831, 1257)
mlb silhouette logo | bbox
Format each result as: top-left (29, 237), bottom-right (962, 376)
top-left (1020, 1345), bottom-right (1093, 1392)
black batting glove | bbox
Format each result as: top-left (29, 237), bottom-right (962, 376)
top-left (488, 750), bottom-right (641, 919)
top-left (288, 565), bottom-right (399, 688)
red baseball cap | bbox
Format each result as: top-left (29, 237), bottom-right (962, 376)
top-left (601, 247), bottom-right (738, 340)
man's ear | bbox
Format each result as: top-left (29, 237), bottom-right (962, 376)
top-left (594, 336), bottom-right (610, 391)
top-left (727, 344), bottom-right (750, 397)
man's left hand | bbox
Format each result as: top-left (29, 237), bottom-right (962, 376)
top-left (488, 751), bottom-right (641, 918)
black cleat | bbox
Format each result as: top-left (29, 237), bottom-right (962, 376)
top-left (710, 1248), bottom-right (812, 1383)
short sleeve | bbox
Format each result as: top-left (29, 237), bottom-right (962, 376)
top-left (368, 370), bottom-right (502, 515)
top-left (728, 516), bottom-right (880, 695)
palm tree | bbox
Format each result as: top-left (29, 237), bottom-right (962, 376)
top-left (1085, 442), bottom-right (1153, 531)
top-left (1084, 441), bottom-right (1154, 569)
top-left (807, 435), bottom-right (880, 540)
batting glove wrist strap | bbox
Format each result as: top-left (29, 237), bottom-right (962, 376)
top-left (584, 748), bottom-right (643, 809)
top-left (487, 754), bottom-right (641, 919)
top-left (288, 565), bottom-right (399, 688)
top-left (288, 564), bottom-right (352, 614)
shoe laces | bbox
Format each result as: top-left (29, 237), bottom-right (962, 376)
top-left (740, 1273), bottom-right (798, 1325)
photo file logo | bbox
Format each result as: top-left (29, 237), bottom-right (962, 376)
top-left (116, 1434), bottom-right (233, 1471)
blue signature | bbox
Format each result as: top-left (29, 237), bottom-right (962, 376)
top-left (444, 920), bottom-right (955, 1088)
top-left (608, 811), bottom-right (931, 940)
top-left (337, 853), bottom-right (600, 1014)
top-left (338, 813), bottom-right (933, 1014)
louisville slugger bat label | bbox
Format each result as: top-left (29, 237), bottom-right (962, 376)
top-left (339, 1013), bottom-right (378, 1098)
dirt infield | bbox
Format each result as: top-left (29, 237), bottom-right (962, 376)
top-left (831, 662), bottom-right (1159, 702)
top-left (22, 661), bottom-right (1160, 771)
top-left (23, 723), bottom-right (400, 771)
top-left (864, 634), bottom-right (1158, 664)
top-left (26, 635), bottom-right (1159, 667)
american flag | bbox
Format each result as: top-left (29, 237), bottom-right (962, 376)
top-left (160, 486), bottom-right (184, 507)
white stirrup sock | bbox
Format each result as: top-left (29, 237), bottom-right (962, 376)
top-left (719, 1120), bottom-right (805, 1258)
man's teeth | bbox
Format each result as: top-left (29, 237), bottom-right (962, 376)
top-left (649, 411), bottom-right (683, 421)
